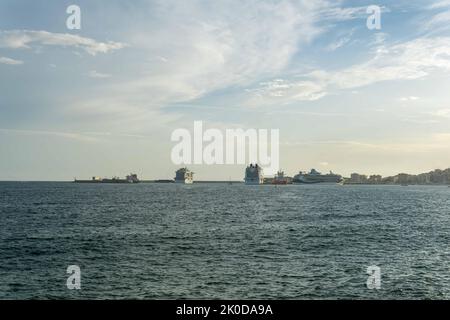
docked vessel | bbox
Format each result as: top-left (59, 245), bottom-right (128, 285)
top-left (74, 173), bottom-right (140, 183)
top-left (293, 169), bottom-right (342, 184)
top-left (244, 163), bottom-right (264, 185)
top-left (272, 170), bottom-right (290, 185)
top-left (174, 167), bottom-right (194, 184)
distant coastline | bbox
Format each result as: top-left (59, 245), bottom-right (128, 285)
top-left (1, 180), bottom-right (450, 185)
top-left (2, 167), bottom-right (450, 185)
top-left (343, 168), bottom-right (450, 186)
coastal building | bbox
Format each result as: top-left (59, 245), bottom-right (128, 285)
top-left (395, 173), bottom-right (410, 185)
top-left (174, 168), bottom-right (194, 184)
top-left (348, 173), bottom-right (368, 184)
top-left (368, 175), bottom-right (383, 184)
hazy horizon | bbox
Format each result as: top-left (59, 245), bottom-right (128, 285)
top-left (0, 164), bottom-right (449, 182)
top-left (2, 1), bottom-right (450, 180)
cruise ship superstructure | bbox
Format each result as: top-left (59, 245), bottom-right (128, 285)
top-left (174, 167), bottom-right (194, 184)
top-left (244, 164), bottom-right (264, 185)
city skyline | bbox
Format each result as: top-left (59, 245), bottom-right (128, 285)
top-left (2, 0), bottom-right (450, 180)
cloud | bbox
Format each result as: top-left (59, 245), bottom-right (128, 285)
top-left (0, 56), bottom-right (23, 65)
top-left (372, 32), bottom-right (388, 46)
top-left (245, 79), bottom-right (327, 105)
top-left (0, 30), bottom-right (125, 55)
top-left (283, 134), bottom-right (450, 153)
top-left (429, 0), bottom-right (450, 9)
top-left (430, 109), bottom-right (450, 118)
top-left (88, 70), bottom-right (111, 78)
top-left (399, 96), bottom-right (420, 102)
top-left (424, 1), bottom-right (450, 33)
top-left (318, 5), bottom-right (371, 21)
top-left (326, 30), bottom-right (355, 51)
top-left (0, 128), bottom-right (97, 142)
top-left (0, 128), bottom-right (155, 142)
top-left (325, 37), bottom-right (450, 89)
top-left (246, 36), bottom-right (450, 105)
top-left (425, 10), bottom-right (450, 31)
top-left (137, 0), bottom-right (323, 98)
top-left (46, 0), bottom-right (385, 118)
top-left (317, 4), bottom-right (389, 22)
top-left (68, 0), bottom-right (339, 117)
top-left (0, 2), bottom-right (399, 120)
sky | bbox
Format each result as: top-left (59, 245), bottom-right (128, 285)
top-left (1, 0), bottom-right (450, 180)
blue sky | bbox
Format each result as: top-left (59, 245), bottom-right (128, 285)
top-left (1, 0), bottom-right (450, 180)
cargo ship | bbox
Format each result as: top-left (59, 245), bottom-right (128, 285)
top-left (174, 168), bottom-right (194, 184)
top-left (74, 173), bottom-right (140, 183)
top-left (244, 163), bottom-right (264, 185)
top-left (293, 169), bottom-right (342, 184)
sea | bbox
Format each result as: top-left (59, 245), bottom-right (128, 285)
top-left (0, 182), bottom-right (449, 299)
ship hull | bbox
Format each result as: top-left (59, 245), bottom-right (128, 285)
top-left (175, 179), bottom-right (193, 184)
top-left (245, 180), bottom-right (263, 185)
top-left (74, 180), bottom-right (135, 184)
top-left (273, 181), bottom-right (288, 185)
top-left (293, 180), bottom-right (337, 184)
top-left (293, 176), bottom-right (342, 184)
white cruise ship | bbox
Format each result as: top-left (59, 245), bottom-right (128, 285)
top-left (293, 169), bottom-right (342, 184)
top-left (174, 168), bottom-right (194, 184)
top-left (244, 164), bottom-right (264, 185)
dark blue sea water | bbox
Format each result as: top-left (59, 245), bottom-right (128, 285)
top-left (0, 182), bottom-right (449, 299)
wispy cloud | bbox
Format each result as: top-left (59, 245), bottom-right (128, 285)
top-left (324, 37), bottom-right (450, 89)
top-left (68, 0), bottom-right (337, 117)
top-left (0, 56), bottom-right (23, 65)
top-left (88, 70), bottom-right (111, 78)
top-left (424, 10), bottom-right (450, 31)
top-left (245, 79), bottom-right (327, 105)
top-left (0, 128), bottom-right (155, 142)
top-left (317, 4), bottom-right (389, 22)
top-left (283, 134), bottom-right (450, 153)
top-left (44, 1), bottom-right (388, 117)
top-left (0, 128), bottom-right (97, 142)
top-left (0, 30), bottom-right (125, 55)
top-left (429, 0), bottom-right (450, 9)
top-left (326, 29), bottom-right (355, 51)
top-left (423, 0), bottom-right (450, 33)
top-left (246, 36), bottom-right (450, 105)
top-left (399, 96), bottom-right (420, 102)
top-left (430, 108), bottom-right (450, 118)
